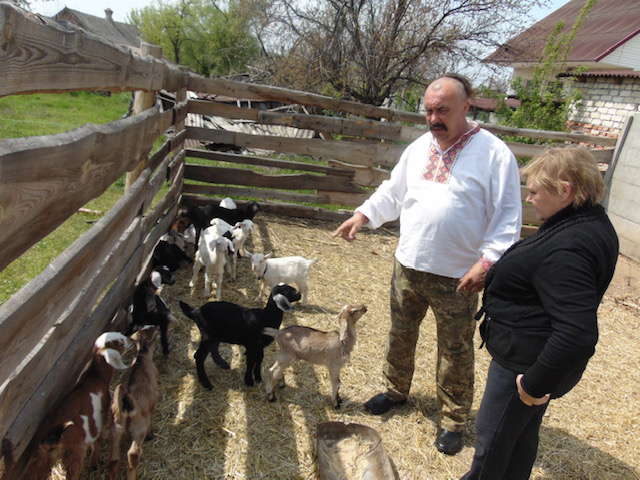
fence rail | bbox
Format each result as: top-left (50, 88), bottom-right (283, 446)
top-left (0, 2), bottom-right (619, 475)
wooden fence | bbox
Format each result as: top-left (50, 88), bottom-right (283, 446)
top-left (0, 2), bottom-right (618, 475)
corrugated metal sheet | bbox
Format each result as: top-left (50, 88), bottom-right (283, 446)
top-left (485, 0), bottom-right (640, 65)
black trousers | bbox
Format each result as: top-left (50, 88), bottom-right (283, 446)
top-left (461, 360), bottom-right (549, 480)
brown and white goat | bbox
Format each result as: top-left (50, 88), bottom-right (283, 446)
top-left (264, 304), bottom-right (367, 408)
top-left (21, 332), bottom-right (132, 480)
top-left (108, 325), bottom-right (160, 480)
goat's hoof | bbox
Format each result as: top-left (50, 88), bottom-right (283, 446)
top-left (267, 395), bottom-right (276, 403)
top-left (200, 380), bottom-right (213, 390)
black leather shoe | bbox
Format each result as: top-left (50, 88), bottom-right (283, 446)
top-left (363, 393), bottom-right (406, 415)
top-left (435, 429), bottom-right (462, 455)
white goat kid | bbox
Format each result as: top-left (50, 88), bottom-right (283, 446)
top-left (189, 229), bottom-right (235, 299)
top-left (264, 304), bottom-right (367, 408)
top-left (209, 218), bottom-right (255, 279)
top-left (249, 252), bottom-right (317, 306)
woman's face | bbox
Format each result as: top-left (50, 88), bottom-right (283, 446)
top-left (525, 180), bottom-right (573, 222)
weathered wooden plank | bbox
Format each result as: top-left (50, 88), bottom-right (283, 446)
top-left (188, 74), bottom-right (423, 123)
top-left (0, 106), bottom-right (170, 272)
top-left (327, 160), bottom-right (391, 187)
top-left (187, 74), bottom-right (616, 147)
top-left (189, 100), bottom-right (260, 121)
top-left (183, 184), bottom-right (330, 205)
top-left (141, 182), bottom-right (181, 239)
top-left (185, 148), bottom-right (354, 177)
top-left (0, 168), bottom-right (150, 397)
top-left (479, 123), bottom-right (618, 147)
top-left (318, 191), bottom-right (371, 208)
top-left (505, 141), bottom-right (613, 163)
top-left (187, 101), bottom-right (423, 142)
top-left (185, 127), bottom-right (405, 168)
top-left (0, 202), bottom-right (145, 451)
top-left (522, 204), bottom-right (541, 226)
top-left (185, 164), bottom-right (364, 194)
top-left (2, 234), bottom-right (144, 470)
top-left (0, 3), bottom-right (187, 97)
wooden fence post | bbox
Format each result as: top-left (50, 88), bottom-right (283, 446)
top-left (125, 42), bottom-right (164, 190)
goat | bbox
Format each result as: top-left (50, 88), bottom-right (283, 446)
top-left (170, 216), bottom-right (197, 258)
top-left (179, 283), bottom-right (302, 389)
top-left (184, 200), bottom-right (260, 246)
top-left (126, 265), bottom-right (176, 356)
top-left (152, 238), bottom-right (191, 272)
top-left (248, 252), bottom-right (317, 306)
top-left (189, 230), bottom-right (235, 300)
top-left (209, 218), bottom-right (255, 279)
top-left (22, 332), bottom-right (132, 480)
top-left (219, 197), bottom-right (237, 209)
top-left (108, 326), bottom-right (160, 480)
top-left (264, 304), bottom-right (367, 408)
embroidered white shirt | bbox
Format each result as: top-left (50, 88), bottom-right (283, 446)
top-left (357, 124), bottom-right (522, 278)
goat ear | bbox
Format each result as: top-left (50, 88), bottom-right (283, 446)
top-left (265, 251), bottom-right (273, 259)
top-left (272, 293), bottom-right (294, 312)
top-left (101, 349), bottom-right (128, 370)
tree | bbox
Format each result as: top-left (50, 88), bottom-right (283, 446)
top-left (493, 0), bottom-right (597, 133)
top-left (181, 1), bottom-right (260, 77)
top-left (129, 0), bottom-right (192, 66)
top-left (254, 0), bottom-right (545, 106)
top-left (129, 0), bottom-right (260, 76)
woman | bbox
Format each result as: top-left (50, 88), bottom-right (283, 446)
top-left (462, 146), bottom-right (619, 479)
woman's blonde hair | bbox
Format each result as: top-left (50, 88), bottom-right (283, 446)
top-left (520, 145), bottom-right (606, 208)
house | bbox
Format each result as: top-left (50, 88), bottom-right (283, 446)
top-left (484, 0), bottom-right (640, 138)
top-left (53, 7), bottom-right (142, 51)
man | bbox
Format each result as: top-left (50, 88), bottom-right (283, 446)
top-left (332, 74), bottom-right (522, 455)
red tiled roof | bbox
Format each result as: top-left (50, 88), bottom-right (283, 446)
top-left (485, 0), bottom-right (640, 65)
top-left (558, 69), bottom-right (640, 79)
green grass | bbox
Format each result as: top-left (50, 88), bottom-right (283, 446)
top-left (0, 92), bottom-right (132, 304)
top-left (0, 91), bottom-right (131, 138)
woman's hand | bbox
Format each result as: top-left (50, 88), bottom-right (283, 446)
top-left (516, 374), bottom-right (550, 406)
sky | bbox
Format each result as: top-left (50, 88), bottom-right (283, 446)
top-left (29, 0), bottom-right (573, 24)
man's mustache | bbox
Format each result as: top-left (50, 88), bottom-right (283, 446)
top-left (430, 123), bottom-right (447, 131)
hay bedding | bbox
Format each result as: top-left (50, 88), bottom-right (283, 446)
top-left (48, 213), bottom-right (640, 479)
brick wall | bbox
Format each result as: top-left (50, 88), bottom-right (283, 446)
top-left (569, 77), bottom-right (640, 139)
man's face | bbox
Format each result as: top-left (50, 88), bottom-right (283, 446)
top-left (424, 79), bottom-right (470, 149)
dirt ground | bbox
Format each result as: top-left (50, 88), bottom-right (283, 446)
top-left (607, 253), bottom-right (640, 305)
top-left (46, 213), bottom-right (640, 479)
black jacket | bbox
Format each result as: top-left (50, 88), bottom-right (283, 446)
top-left (479, 203), bottom-right (618, 398)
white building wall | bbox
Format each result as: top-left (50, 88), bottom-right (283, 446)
top-left (599, 35), bottom-right (640, 70)
top-left (569, 77), bottom-right (640, 138)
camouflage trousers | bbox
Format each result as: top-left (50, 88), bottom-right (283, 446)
top-left (383, 258), bottom-right (478, 432)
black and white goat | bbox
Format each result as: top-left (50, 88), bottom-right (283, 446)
top-left (183, 200), bottom-right (260, 246)
top-left (126, 265), bottom-right (177, 356)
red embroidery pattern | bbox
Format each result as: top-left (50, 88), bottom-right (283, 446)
top-left (422, 125), bottom-right (481, 183)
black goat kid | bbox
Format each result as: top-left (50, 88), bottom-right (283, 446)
top-left (179, 283), bottom-right (301, 389)
top-left (126, 265), bottom-right (177, 356)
